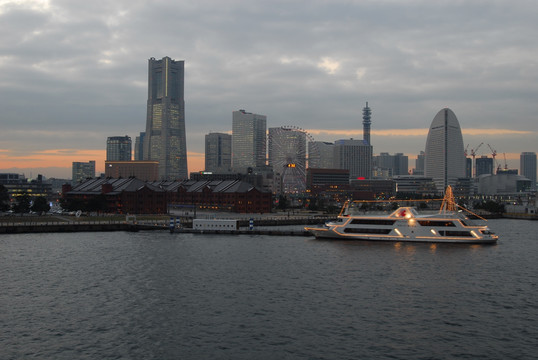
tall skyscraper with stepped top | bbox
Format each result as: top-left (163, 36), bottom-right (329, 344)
top-left (143, 56), bottom-right (188, 180)
top-left (424, 108), bottom-right (466, 193)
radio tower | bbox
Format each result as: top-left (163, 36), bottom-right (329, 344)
top-left (362, 101), bottom-right (371, 145)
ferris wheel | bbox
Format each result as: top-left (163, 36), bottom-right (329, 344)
top-left (268, 126), bottom-right (320, 194)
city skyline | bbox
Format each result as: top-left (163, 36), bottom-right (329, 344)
top-left (0, 1), bottom-right (536, 178)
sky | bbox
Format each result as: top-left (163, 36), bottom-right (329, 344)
top-left (0, 0), bottom-right (537, 179)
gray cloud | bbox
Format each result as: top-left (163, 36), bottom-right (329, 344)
top-left (1, 0), bottom-right (536, 176)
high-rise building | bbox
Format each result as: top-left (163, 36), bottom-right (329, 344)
top-left (134, 132), bottom-right (145, 161)
top-left (413, 151), bottom-right (425, 175)
top-left (205, 132), bottom-right (232, 172)
top-left (374, 152), bottom-right (408, 177)
top-left (107, 136), bottom-right (132, 161)
top-left (143, 56), bottom-right (188, 180)
top-left (520, 152), bottom-right (537, 189)
top-left (334, 139), bottom-right (372, 179)
top-left (424, 108), bottom-right (466, 193)
top-left (476, 156), bottom-right (494, 177)
top-left (72, 161), bottom-right (95, 184)
top-left (268, 127), bottom-right (307, 193)
top-left (308, 141), bottom-right (335, 169)
top-left (232, 110), bottom-right (267, 172)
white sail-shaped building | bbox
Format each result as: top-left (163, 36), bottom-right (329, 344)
top-left (425, 108), bottom-right (466, 193)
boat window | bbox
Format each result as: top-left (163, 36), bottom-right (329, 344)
top-left (417, 220), bottom-right (456, 227)
top-left (439, 230), bottom-right (473, 237)
top-left (350, 219), bottom-right (396, 225)
top-left (344, 228), bottom-right (392, 234)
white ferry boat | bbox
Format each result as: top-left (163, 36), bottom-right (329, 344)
top-left (305, 187), bottom-right (498, 244)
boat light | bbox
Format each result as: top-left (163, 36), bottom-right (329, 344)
top-left (430, 229), bottom-right (437, 235)
top-left (394, 228), bottom-right (402, 236)
top-left (408, 218), bottom-right (416, 226)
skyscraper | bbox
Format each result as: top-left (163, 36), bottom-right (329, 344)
top-left (424, 108), bottom-right (466, 193)
top-left (520, 152), bottom-right (537, 189)
top-left (413, 151), bottom-right (425, 175)
top-left (143, 56), bottom-right (188, 180)
top-left (232, 110), bottom-right (267, 172)
top-left (205, 132), bottom-right (232, 172)
top-left (107, 136), bottom-right (132, 161)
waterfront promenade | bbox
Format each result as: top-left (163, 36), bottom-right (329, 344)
top-left (0, 212), bottom-right (334, 235)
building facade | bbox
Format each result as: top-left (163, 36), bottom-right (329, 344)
top-left (72, 161), bottom-right (95, 184)
top-left (334, 139), bottom-right (372, 179)
top-left (105, 161), bottom-right (159, 181)
top-left (232, 110), bottom-right (267, 172)
top-left (106, 136), bottom-right (132, 161)
top-left (520, 152), bottom-right (537, 189)
top-left (205, 132), bottom-right (232, 172)
top-left (143, 56), bottom-right (188, 180)
top-left (424, 108), bottom-right (466, 193)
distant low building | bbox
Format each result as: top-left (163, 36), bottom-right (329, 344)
top-left (477, 173), bottom-right (532, 195)
top-left (393, 175), bottom-right (437, 197)
top-left (0, 173), bottom-right (52, 200)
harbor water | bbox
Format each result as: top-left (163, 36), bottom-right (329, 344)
top-left (1, 218), bottom-right (537, 359)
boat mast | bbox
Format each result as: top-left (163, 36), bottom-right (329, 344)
top-left (440, 185), bottom-right (457, 213)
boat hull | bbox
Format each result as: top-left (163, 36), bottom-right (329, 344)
top-left (305, 227), bottom-right (498, 244)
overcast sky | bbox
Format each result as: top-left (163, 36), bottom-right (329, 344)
top-left (1, 0), bottom-right (537, 178)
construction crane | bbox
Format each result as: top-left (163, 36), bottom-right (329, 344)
top-left (487, 144), bottom-right (497, 172)
top-left (464, 144), bottom-right (469, 157)
top-left (470, 142), bottom-right (483, 178)
top-left (503, 153), bottom-right (508, 170)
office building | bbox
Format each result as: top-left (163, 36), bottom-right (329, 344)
top-left (72, 161), bottom-right (95, 184)
top-left (205, 132), bottom-right (232, 172)
top-left (334, 139), bottom-right (372, 179)
top-left (424, 108), bottom-right (466, 193)
top-left (232, 110), bottom-right (266, 172)
top-left (308, 141), bottom-right (335, 169)
top-left (520, 152), bottom-right (537, 189)
top-left (107, 136), bottom-right (132, 161)
top-left (413, 151), bottom-right (425, 175)
top-left (143, 56), bottom-right (188, 180)
top-left (134, 132), bottom-right (145, 161)
top-left (476, 156), bottom-right (494, 177)
top-left (374, 152), bottom-right (408, 177)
